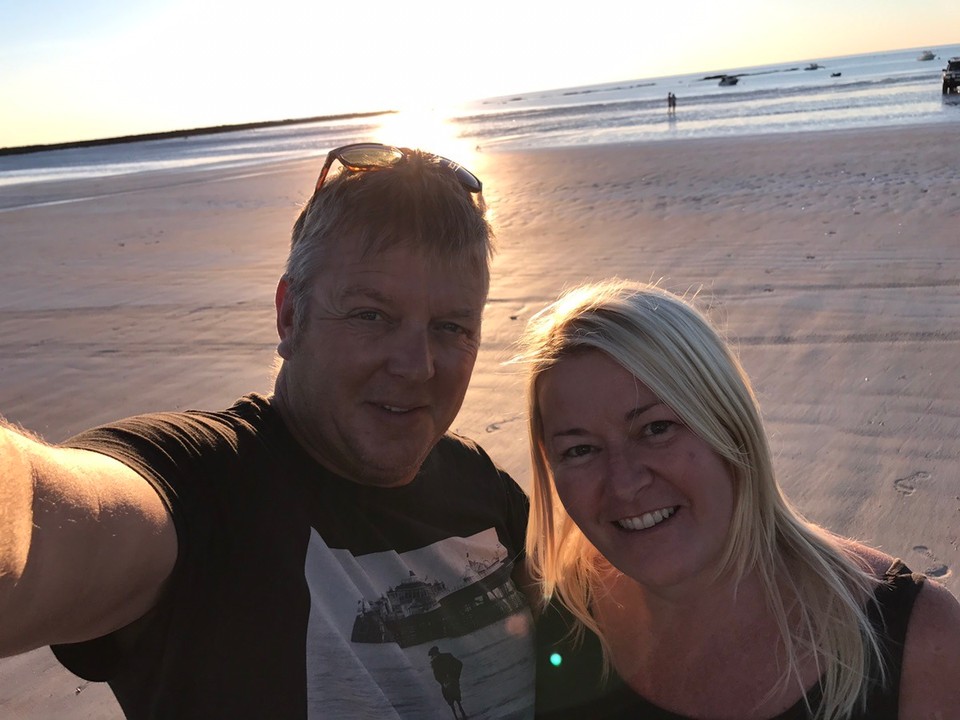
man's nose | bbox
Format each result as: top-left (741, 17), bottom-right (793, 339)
top-left (385, 324), bottom-right (436, 382)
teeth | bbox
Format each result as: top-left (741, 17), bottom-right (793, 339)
top-left (616, 506), bottom-right (676, 531)
top-left (382, 405), bottom-right (409, 413)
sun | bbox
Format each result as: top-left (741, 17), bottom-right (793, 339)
top-left (370, 106), bottom-right (480, 175)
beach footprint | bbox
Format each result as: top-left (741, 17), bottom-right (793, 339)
top-left (893, 471), bottom-right (930, 496)
top-left (486, 415), bottom-right (522, 433)
top-left (911, 545), bottom-right (951, 579)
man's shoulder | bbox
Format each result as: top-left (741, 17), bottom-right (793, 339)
top-left (432, 432), bottom-right (502, 473)
top-left (427, 433), bottom-right (526, 503)
top-left (66, 394), bottom-right (276, 447)
top-left (436, 430), bottom-right (485, 454)
top-left (60, 394), bottom-right (290, 481)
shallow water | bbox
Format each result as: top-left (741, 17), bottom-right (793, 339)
top-left (2, 43), bottom-right (958, 187)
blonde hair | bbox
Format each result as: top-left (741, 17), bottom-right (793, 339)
top-left (520, 279), bottom-right (884, 720)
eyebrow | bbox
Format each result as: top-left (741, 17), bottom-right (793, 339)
top-left (339, 285), bottom-right (392, 305)
top-left (338, 285), bottom-right (482, 320)
top-left (443, 307), bottom-right (483, 321)
top-left (549, 401), bottom-right (661, 439)
top-left (624, 401), bottom-right (662, 423)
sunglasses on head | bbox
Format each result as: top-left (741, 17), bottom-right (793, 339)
top-left (314, 142), bottom-right (482, 194)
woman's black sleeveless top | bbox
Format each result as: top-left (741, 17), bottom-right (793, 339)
top-left (535, 560), bottom-right (924, 719)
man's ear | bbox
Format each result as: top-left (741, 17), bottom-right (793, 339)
top-left (275, 276), bottom-right (295, 360)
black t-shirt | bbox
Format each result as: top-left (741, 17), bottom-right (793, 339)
top-left (535, 560), bottom-right (924, 719)
top-left (54, 394), bottom-right (535, 719)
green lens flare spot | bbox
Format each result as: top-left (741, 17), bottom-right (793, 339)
top-left (549, 652), bottom-right (562, 667)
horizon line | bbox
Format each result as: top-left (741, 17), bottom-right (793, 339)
top-left (0, 109), bottom-right (396, 157)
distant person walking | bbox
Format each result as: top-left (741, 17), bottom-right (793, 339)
top-left (667, 92), bottom-right (677, 114)
top-left (429, 646), bottom-right (467, 719)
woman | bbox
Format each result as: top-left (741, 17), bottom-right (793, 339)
top-left (520, 280), bottom-right (960, 719)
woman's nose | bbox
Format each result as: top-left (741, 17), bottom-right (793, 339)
top-left (604, 450), bottom-right (653, 499)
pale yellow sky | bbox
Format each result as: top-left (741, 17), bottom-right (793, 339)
top-left (1, 0), bottom-right (957, 147)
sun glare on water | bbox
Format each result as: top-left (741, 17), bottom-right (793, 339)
top-left (371, 106), bottom-right (480, 175)
top-left (366, 105), bottom-right (493, 225)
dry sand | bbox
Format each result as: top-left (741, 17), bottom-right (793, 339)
top-left (1, 124), bottom-right (958, 716)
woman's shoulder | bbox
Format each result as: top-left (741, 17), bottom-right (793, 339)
top-left (898, 575), bottom-right (960, 715)
top-left (839, 537), bottom-right (960, 714)
top-left (832, 537), bottom-right (896, 578)
top-left (825, 538), bottom-right (960, 714)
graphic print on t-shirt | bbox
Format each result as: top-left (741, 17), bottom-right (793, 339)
top-left (304, 527), bottom-right (535, 719)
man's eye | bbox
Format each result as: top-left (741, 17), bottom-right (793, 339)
top-left (438, 322), bottom-right (468, 335)
top-left (355, 311), bottom-right (382, 322)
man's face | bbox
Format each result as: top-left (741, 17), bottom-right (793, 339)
top-left (274, 240), bottom-right (486, 487)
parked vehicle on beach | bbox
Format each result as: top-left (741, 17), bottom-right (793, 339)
top-left (943, 58), bottom-right (960, 94)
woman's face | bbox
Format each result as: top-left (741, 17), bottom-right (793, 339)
top-left (537, 350), bottom-right (736, 593)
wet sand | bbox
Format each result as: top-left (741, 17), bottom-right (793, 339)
top-left (1, 124), bottom-right (959, 716)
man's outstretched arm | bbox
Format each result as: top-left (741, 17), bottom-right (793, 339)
top-left (0, 422), bottom-right (176, 657)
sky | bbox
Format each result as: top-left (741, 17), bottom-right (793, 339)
top-left (1, 0), bottom-right (958, 148)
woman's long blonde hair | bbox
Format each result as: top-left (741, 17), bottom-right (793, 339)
top-left (520, 280), bottom-right (884, 720)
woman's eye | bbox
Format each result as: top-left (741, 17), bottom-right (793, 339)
top-left (640, 420), bottom-right (677, 441)
top-left (648, 420), bottom-right (673, 435)
top-left (561, 444), bottom-right (594, 459)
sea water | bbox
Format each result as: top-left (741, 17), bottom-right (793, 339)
top-left (461, 43), bottom-right (960, 148)
top-left (1, 43), bottom-right (958, 190)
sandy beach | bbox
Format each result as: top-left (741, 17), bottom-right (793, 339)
top-left (1, 124), bottom-right (958, 717)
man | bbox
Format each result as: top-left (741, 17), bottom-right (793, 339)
top-left (0, 144), bottom-right (535, 717)
top-left (428, 646), bottom-right (466, 719)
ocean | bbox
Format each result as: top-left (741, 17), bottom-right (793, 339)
top-left (465, 43), bottom-right (960, 147)
top-left (1, 43), bottom-right (959, 191)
